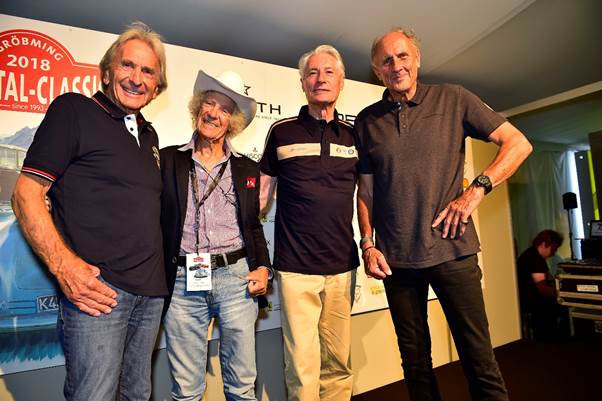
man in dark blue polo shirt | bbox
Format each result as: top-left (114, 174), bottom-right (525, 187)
top-left (355, 28), bottom-right (532, 401)
top-left (12, 23), bottom-right (168, 401)
top-left (260, 45), bottom-right (359, 401)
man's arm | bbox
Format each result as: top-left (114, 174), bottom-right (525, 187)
top-left (531, 272), bottom-right (556, 299)
top-left (357, 173), bottom-right (391, 279)
top-left (11, 173), bottom-right (117, 316)
top-left (247, 170), bottom-right (272, 296)
top-left (247, 268), bottom-right (269, 296)
top-left (259, 173), bottom-right (277, 215)
top-left (432, 121), bottom-right (533, 238)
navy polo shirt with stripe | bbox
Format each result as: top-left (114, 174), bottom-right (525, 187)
top-left (260, 105), bottom-right (359, 275)
top-left (22, 91), bottom-right (167, 296)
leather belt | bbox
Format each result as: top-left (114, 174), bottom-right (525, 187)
top-left (177, 248), bottom-right (246, 268)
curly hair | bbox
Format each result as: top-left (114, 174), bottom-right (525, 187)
top-left (188, 91), bottom-right (246, 137)
top-left (532, 230), bottom-right (564, 248)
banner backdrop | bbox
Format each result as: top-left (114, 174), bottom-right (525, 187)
top-left (0, 14), bottom-right (390, 375)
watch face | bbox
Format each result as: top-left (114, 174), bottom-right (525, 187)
top-left (473, 175), bottom-right (492, 194)
top-left (477, 175), bottom-right (491, 187)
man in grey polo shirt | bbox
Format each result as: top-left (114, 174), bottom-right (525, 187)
top-left (354, 28), bottom-right (532, 401)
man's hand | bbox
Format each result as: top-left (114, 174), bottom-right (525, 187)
top-left (432, 184), bottom-right (485, 239)
top-left (362, 248), bottom-right (392, 279)
top-left (12, 173), bottom-right (117, 317)
top-left (247, 267), bottom-right (269, 296)
top-left (56, 257), bottom-right (118, 316)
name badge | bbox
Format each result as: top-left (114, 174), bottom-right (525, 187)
top-left (186, 253), bottom-right (212, 291)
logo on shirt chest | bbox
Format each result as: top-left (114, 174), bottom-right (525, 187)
top-left (246, 177), bottom-right (256, 188)
top-left (152, 146), bottom-right (160, 169)
top-left (330, 143), bottom-right (357, 159)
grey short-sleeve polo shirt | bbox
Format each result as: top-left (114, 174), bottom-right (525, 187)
top-left (355, 82), bottom-right (506, 268)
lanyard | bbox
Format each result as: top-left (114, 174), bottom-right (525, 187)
top-left (190, 160), bottom-right (228, 253)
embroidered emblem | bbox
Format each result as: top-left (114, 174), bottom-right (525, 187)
top-left (152, 146), bottom-right (160, 169)
top-left (246, 177), bottom-right (256, 188)
top-left (329, 143), bottom-right (357, 159)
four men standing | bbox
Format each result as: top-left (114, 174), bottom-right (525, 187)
top-left (260, 45), bottom-right (358, 401)
top-left (12, 22), bottom-right (535, 401)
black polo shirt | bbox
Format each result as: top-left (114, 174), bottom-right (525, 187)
top-left (516, 246), bottom-right (549, 311)
top-left (260, 106), bottom-right (359, 274)
top-left (355, 82), bottom-right (506, 269)
top-left (22, 91), bottom-right (167, 296)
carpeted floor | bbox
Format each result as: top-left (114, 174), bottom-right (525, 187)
top-left (352, 333), bottom-right (602, 401)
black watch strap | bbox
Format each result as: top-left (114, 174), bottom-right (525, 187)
top-left (472, 175), bottom-right (492, 195)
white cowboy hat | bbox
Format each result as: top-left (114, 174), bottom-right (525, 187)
top-left (193, 70), bottom-right (257, 129)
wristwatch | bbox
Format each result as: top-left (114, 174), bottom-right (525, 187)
top-left (472, 175), bottom-right (492, 195)
top-left (359, 236), bottom-right (374, 250)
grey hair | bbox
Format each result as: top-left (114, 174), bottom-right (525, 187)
top-left (370, 27), bottom-right (420, 63)
top-left (99, 21), bottom-right (168, 94)
top-left (188, 91), bottom-right (246, 137)
top-left (298, 44), bottom-right (345, 78)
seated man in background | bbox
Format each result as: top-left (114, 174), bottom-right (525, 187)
top-left (516, 229), bottom-right (565, 340)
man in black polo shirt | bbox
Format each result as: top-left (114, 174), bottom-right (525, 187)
top-left (260, 45), bottom-right (358, 401)
top-left (355, 28), bottom-right (532, 401)
top-left (12, 23), bottom-right (168, 401)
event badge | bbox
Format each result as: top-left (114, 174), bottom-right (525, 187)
top-left (186, 253), bottom-right (211, 291)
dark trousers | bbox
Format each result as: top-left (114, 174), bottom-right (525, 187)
top-left (384, 254), bottom-right (508, 401)
top-left (526, 298), bottom-right (568, 341)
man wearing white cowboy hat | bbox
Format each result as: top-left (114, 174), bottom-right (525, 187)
top-left (160, 69), bottom-right (272, 401)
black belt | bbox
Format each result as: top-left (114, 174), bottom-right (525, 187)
top-left (177, 248), bottom-right (246, 268)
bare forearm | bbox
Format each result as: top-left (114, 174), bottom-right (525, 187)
top-left (12, 173), bottom-right (117, 315)
top-left (535, 281), bottom-right (556, 299)
top-left (357, 174), bottom-right (391, 278)
top-left (357, 174), bottom-right (375, 240)
top-left (259, 173), bottom-right (277, 214)
top-left (358, 196), bottom-right (373, 239)
top-left (11, 174), bottom-right (75, 276)
top-left (483, 122), bottom-right (533, 188)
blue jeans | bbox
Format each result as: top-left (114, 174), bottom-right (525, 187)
top-left (164, 258), bottom-right (258, 401)
top-left (384, 255), bottom-right (508, 401)
top-left (58, 280), bottom-right (164, 401)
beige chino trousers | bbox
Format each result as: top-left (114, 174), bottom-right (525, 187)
top-left (277, 269), bottom-right (355, 401)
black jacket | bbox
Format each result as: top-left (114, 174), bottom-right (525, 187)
top-left (160, 145), bottom-right (271, 299)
